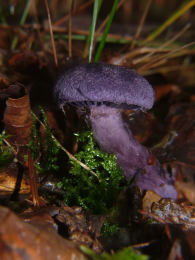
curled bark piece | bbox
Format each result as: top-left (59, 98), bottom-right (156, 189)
top-left (3, 92), bottom-right (32, 146)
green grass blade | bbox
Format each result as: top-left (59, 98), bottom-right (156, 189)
top-left (11, 0), bottom-right (32, 50)
top-left (0, 7), bottom-right (7, 24)
top-left (144, 0), bottom-right (195, 43)
top-left (94, 0), bottom-right (119, 62)
top-left (88, 0), bottom-right (102, 62)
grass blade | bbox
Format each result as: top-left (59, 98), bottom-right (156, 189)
top-left (11, 0), bottom-right (32, 50)
top-left (144, 0), bottom-right (195, 43)
top-left (94, 0), bottom-right (119, 62)
top-left (88, 0), bottom-right (102, 62)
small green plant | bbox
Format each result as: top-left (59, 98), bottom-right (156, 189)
top-left (81, 245), bottom-right (148, 260)
top-left (57, 131), bottom-right (124, 214)
top-left (28, 108), bottom-right (60, 174)
top-left (101, 222), bottom-right (120, 237)
top-left (0, 131), bottom-right (13, 169)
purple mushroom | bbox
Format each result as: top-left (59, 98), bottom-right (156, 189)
top-left (54, 62), bottom-right (177, 199)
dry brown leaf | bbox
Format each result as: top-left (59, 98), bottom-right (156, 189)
top-left (0, 206), bottom-right (85, 260)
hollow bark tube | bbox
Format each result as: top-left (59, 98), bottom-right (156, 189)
top-left (89, 106), bottom-right (177, 199)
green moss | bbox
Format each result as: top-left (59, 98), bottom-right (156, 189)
top-left (27, 111), bottom-right (124, 214)
top-left (0, 131), bottom-right (13, 169)
top-left (57, 131), bottom-right (124, 214)
top-left (28, 108), bottom-right (60, 174)
top-left (101, 222), bottom-right (120, 237)
top-left (81, 246), bottom-right (148, 260)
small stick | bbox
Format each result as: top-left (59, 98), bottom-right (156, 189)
top-left (28, 149), bottom-right (45, 207)
top-left (32, 112), bottom-right (99, 180)
top-left (131, 241), bottom-right (156, 249)
top-left (139, 209), bottom-right (166, 224)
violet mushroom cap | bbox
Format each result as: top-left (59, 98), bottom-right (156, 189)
top-left (54, 62), bottom-right (154, 110)
top-left (53, 62), bottom-right (177, 199)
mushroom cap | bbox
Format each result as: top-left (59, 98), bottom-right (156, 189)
top-left (54, 62), bottom-right (155, 110)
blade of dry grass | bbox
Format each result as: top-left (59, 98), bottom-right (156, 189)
top-left (44, 0), bottom-right (58, 66)
top-left (133, 23), bottom-right (191, 65)
top-left (130, 0), bottom-right (152, 50)
top-left (68, 0), bottom-right (74, 58)
top-left (54, 0), bottom-right (94, 27)
top-left (144, 0), bottom-right (195, 43)
top-left (140, 64), bottom-right (195, 76)
top-left (28, 149), bottom-right (44, 207)
top-left (138, 41), bottom-right (195, 73)
top-left (11, 0), bottom-right (32, 50)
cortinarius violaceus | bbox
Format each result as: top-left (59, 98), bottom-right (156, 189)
top-left (53, 62), bottom-right (177, 199)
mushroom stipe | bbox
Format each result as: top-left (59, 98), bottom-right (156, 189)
top-left (53, 62), bottom-right (177, 199)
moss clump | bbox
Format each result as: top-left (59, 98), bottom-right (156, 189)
top-left (101, 222), bottom-right (120, 237)
top-left (28, 108), bottom-right (60, 174)
top-left (57, 131), bottom-right (124, 214)
top-left (81, 245), bottom-right (148, 260)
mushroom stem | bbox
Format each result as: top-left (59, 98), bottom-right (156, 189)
top-left (89, 106), bottom-right (177, 199)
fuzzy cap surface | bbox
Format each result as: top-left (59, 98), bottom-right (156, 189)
top-left (54, 62), bottom-right (154, 110)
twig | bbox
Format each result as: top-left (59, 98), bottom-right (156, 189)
top-left (139, 210), bottom-right (166, 224)
top-left (131, 241), bottom-right (156, 249)
top-left (2, 138), bottom-right (17, 157)
top-left (44, 0), bottom-right (58, 66)
top-left (32, 112), bottom-right (99, 180)
top-left (28, 149), bottom-right (45, 207)
top-left (55, 136), bottom-right (99, 179)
